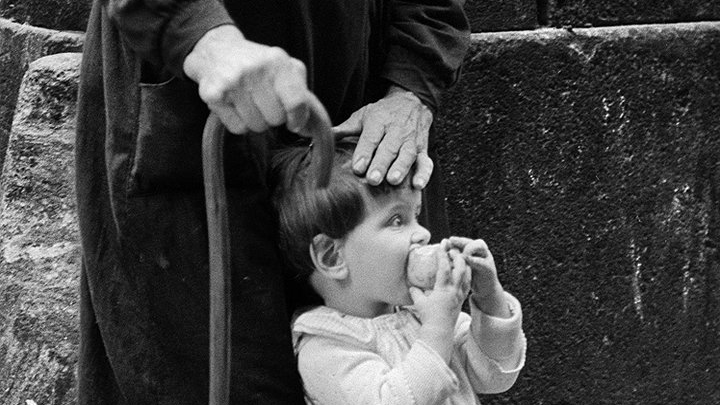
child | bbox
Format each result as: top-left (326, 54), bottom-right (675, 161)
top-left (271, 138), bottom-right (526, 405)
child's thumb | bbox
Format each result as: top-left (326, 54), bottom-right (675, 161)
top-left (409, 286), bottom-right (424, 303)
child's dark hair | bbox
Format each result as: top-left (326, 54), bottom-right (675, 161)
top-left (271, 137), bottom-right (412, 280)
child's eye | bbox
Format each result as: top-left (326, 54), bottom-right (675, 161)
top-left (389, 215), bottom-right (404, 227)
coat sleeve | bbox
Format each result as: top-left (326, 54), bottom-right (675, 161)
top-left (297, 335), bottom-right (461, 405)
top-left (101, 0), bottom-right (234, 77)
top-left (454, 291), bottom-right (527, 394)
top-left (381, 0), bottom-right (471, 113)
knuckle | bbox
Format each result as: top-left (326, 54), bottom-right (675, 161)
top-left (289, 58), bottom-right (307, 76)
top-left (200, 84), bottom-right (226, 105)
top-left (268, 46), bottom-right (288, 59)
top-left (265, 113), bottom-right (285, 127)
top-left (261, 47), bottom-right (288, 68)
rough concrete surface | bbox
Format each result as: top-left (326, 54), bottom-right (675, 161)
top-left (464, 0), bottom-right (538, 33)
top-left (0, 53), bottom-right (81, 405)
top-left (0, 18), bottom-right (83, 181)
top-left (434, 22), bottom-right (720, 404)
top-left (0, 0), bottom-right (91, 31)
top-left (547, 0), bottom-right (720, 28)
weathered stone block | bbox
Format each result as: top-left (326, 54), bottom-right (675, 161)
top-left (0, 52), bottom-right (81, 405)
top-left (0, 0), bottom-right (91, 31)
top-left (547, 0), bottom-right (720, 28)
top-left (435, 21), bottom-right (720, 404)
top-left (464, 0), bottom-right (538, 33)
top-left (0, 18), bottom-right (83, 182)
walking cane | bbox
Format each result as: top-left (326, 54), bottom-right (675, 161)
top-left (202, 93), bottom-right (335, 405)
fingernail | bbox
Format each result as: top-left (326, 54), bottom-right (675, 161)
top-left (369, 170), bottom-right (382, 183)
top-left (353, 158), bottom-right (366, 172)
top-left (389, 170), bottom-right (402, 183)
top-left (414, 176), bottom-right (427, 189)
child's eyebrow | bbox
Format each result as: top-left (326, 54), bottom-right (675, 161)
top-left (385, 200), bottom-right (422, 216)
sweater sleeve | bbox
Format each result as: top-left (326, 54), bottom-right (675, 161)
top-left (297, 335), bottom-right (461, 405)
top-left (454, 291), bottom-right (527, 394)
top-left (381, 0), bottom-right (471, 113)
top-left (102, 0), bottom-right (234, 77)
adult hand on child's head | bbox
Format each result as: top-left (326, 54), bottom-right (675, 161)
top-left (447, 237), bottom-right (502, 300)
top-left (183, 25), bottom-right (312, 135)
top-left (333, 85), bottom-right (434, 189)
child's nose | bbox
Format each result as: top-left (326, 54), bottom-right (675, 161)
top-left (411, 225), bottom-right (431, 245)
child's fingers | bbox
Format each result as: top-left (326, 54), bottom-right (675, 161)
top-left (432, 247), bottom-right (453, 287)
top-left (409, 286), bottom-right (428, 303)
top-left (465, 255), bottom-right (486, 269)
top-left (461, 258), bottom-right (472, 292)
top-left (446, 236), bottom-right (472, 251)
top-left (463, 239), bottom-right (490, 258)
top-left (449, 249), bottom-right (467, 286)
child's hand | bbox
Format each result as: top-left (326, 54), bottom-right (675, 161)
top-left (409, 245), bottom-right (470, 362)
top-left (447, 237), bottom-right (510, 318)
top-left (447, 237), bottom-right (501, 299)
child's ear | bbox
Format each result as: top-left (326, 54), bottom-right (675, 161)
top-left (309, 234), bottom-right (348, 280)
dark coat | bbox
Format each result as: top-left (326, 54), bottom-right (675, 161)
top-left (75, 0), bottom-right (469, 403)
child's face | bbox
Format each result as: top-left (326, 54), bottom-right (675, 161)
top-left (339, 186), bottom-right (431, 317)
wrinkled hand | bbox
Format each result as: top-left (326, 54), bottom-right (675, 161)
top-left (183, 25), bottom-right (311, 134)
top-left (447, 237), bottom-right (502, 300)
top-left (334, 86), bottom-right (434, 189)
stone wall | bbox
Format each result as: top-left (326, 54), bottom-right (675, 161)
top-left (435, 22), bottom-right (720, 404)
top-left (0, 53), bottom-right (81, 405)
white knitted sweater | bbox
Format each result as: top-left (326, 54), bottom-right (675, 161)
top-left (292, 291), bottom-right (526, 405)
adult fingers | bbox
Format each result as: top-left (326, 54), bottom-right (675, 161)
top-left (333, 108), bottom-right (364, 136)
top-left (353, 115), bottom-right (386, 181)
top-left (364, 124), bottom-right (409, 185)
top-left (231, 86), bottom-right (269, 133)
top-left (385, 140), bottom-right (416, 185)
top-left (274, 57), bottom-right (310, 133)
top-left (251, 75), bottom-right (286, 127)
top-left (411, 151), bottom-right (434, 189)
top-left (212, 104), bottom-right (248, 134)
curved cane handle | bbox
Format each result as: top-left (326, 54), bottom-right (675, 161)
top-left (295, 91), bottom-right (335, 188)
top-left (203, 94), bottom-right (335, 405)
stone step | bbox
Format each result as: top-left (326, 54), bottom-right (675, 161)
top-left (465, 0), bottom-right (720, 32)
top-left (546, 0), bottom-right (720, 28)
top-left (0, 52), bottom-right (81, 405)
top-left (435, 21), bottom-right (720, 404)
top-left (465, 0), bottom-right (538, 33)
top-left (0, 18), bottom-right (84, 178)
